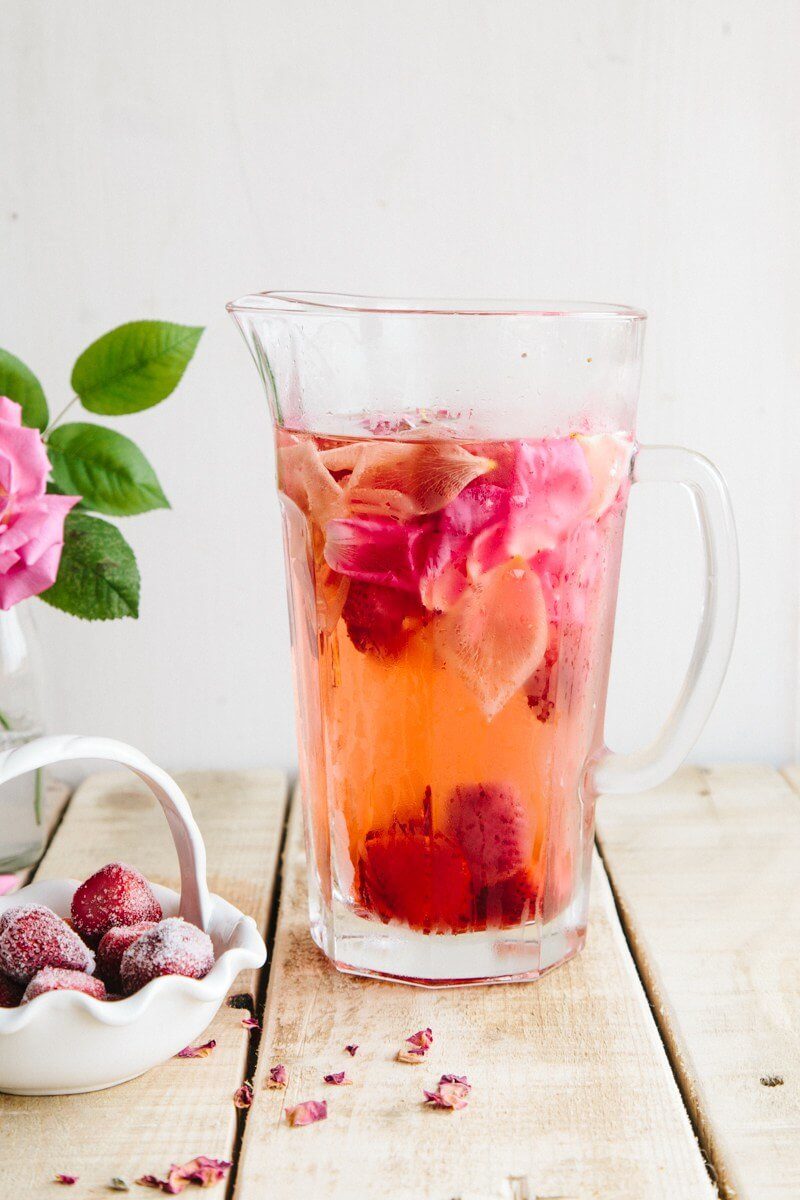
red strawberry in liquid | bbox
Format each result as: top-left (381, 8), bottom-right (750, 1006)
top-left (445, 783), bottom-right (533, 890)
top-left (342, 581), bottom-right (427, 657)
top-left (360, 824), bottom-right (473, 932)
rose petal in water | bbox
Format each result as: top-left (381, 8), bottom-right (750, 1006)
top-left (437, 558), bottom-right (549, 719)
top-left (324, 516), bottom-right (425, 591)
top-left (279, 436), bottom-right (345, 528)
top-left (505, 438), bottom-right (593, 559)
top-left (344, 441), bottom-right (495, 518)
top-left (575, 432), bottom-right (633, 518)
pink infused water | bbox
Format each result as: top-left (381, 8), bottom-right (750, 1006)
top-left (276, 416), bottom-right (633, 957)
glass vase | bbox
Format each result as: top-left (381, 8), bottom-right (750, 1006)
top-left (0, 603), bottom-right (47, 872)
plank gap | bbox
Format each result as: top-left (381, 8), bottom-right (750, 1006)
top-left (596, 764), bottom-right (800, 1200)
top-left (593, 828), bottom-right (721, 1195)
top-left (225, 775), bottom-right (296, 1200)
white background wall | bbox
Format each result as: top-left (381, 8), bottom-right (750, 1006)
top-left (1, 1), bottom-right (798, 775)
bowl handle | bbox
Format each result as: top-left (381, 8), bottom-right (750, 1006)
top-left (0, 735), bottom-right (212, 932)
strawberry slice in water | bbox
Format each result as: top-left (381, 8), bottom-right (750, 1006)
top-left (360, 825), bottom-right (473, 931)
top-left (445, 782), bottom-right (532, 889)
top-left (482, 866), bottom-right (540, 926)
top-left (342, 581), bottom-right (427, 657)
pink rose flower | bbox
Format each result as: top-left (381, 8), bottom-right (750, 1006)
top-left (0, 397), bottom-right (80, 609)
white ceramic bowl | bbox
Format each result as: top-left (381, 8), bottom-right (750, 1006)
top-left (0, 735), bottom-right (266, 1095)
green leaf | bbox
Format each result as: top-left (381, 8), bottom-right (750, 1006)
top-left (71, 320), bottom-right (204, 415)
top-left (0, 348), bottom-right (49, 429)
top-left (47, 423), bottom-right (169, 516)
top-left (39, 513), bottom-right (140, 620)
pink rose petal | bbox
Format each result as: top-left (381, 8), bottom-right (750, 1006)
top-left (137, 1156), bottom-right (232, 1193)
top-left (266, 1064), bottom-right (287, 1089)
top-left (423, 1074), bottom-right (471, 1110)
top-left (397, 1027), bottom-right (433, 1063)
top-left (286, 1099), bottom-right (327, 1127)
top-left (176, 1039), bottom-right (216, 1059)
top-left (436, 558), bottom-right (548, 718)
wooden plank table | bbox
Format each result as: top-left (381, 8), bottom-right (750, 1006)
top-left (1, 765), bottom-right (797, 1198)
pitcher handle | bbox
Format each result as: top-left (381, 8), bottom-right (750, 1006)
top-left (589, 445), bottom-right (739, 796)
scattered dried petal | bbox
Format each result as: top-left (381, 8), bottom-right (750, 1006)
top-left (266, 1064), bottom-right (288, 1089)
top-left (54, 1175), bottom-right (78, 1186)
top-left (286, 1099), bottom-right (327, 1127)
top-left (323, 1071), bottom-right (352, 1085)
top-left (241, 1015), bottom-right (261, 1030)
top-left (176, 1039), bottom-right (216, 1059)
top-left (136, 1156), bottom-right (232, 1193)
top-left (179, 1158), bottom-right (232, 1188)
top-left (423, 1073), bottom-right (471, 1110)
top-left (397, 1045), bottom-right (427, 1064)
top-left (233, 1081), bottom-right (254, 1109)
top-left (760, 1074), bottom-right (784, 1087)
top-left (397, 1027), bottom-right (433, 1063)
top-left (109, 1180), bottom-right (130, 1192)
top-left (344, 1044), bottom-right (358, 1057)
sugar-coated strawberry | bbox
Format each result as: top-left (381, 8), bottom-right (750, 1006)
top-left (342, 581), bottom-right (427, 657)
top-left (0, 904), bottom-right (95, 983)
top-left (360, 825), bottom-right (473, 932)
top-left (445, 783), bottom-right (532, 889)
top-left (22, 966), bottom-right (106, 1003)
top-left (0, 971), bottom-right (22, 1007)
top-left (119, 918), bottom-right (215, 994)
top-left (96, 921), bottom-right (157, 990)
top-left (70, 862), bottom-right (162, 946)
top-left (490, 866), bottom-right (540, 926)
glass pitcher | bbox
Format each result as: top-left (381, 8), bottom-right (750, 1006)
top-left (228, 292), bottom-right (738, 987)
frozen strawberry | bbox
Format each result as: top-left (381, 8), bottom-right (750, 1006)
top-left (119, 917), bottom-right (215, 993)
top-left (445, 783), bottom-right (532, 889)
top-left (481, 866), bottom-right (540, 926)
top-left (0, 971), bottom-right (22, 1007)
top-left (22, 967), bottom-right (106, 1003)
top-left (342, 581), bottom-right (427, 657)
top-left (70, 862), bottom-right (162, 946)
top-left (0, 904), bottom-right (95, 983)
top-left (96, 922), bottom-right (157, 990)
top-left (360, 825), bottom-right (473, 932)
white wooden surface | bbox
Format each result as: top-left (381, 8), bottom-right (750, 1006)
top-left (596, 765), bottom-right (800, 1200)
top-left (1, 1), bottom-right (798, 772)
top-left (235, 803), bottom-right (714, 1200)
top-left (4, 765), bottom-right (799, 1196)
